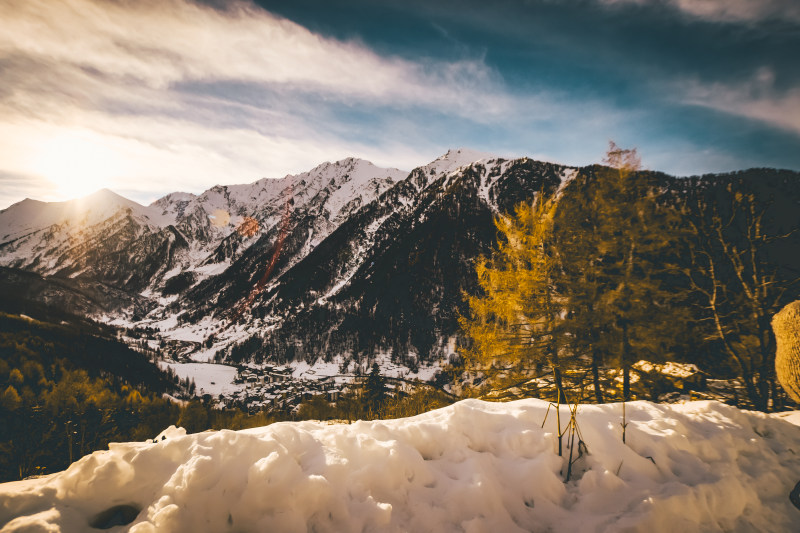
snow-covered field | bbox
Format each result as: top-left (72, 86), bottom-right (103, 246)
top-left (2, 399), bottom-right (800, 532)
top-left (159, 362), bottom-right (240, 397)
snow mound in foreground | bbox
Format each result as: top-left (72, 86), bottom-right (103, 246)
top-left (2, 399), bottom-right (800, 532)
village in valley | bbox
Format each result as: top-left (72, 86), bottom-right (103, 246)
top-left (229, 364), bottom-right (344, 414)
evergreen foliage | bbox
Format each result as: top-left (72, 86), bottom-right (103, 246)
top-left (363, 362), bottom-right (388, 413)
top-left (553, 144), bottom-right (689, 402)
top-left (0, 313), bottom-right (284, 482)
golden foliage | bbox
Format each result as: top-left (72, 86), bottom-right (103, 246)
top-left (460, 193), bottom-right (561, 382)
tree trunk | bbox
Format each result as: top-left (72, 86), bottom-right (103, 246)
top-left (591, 352), bottom-right (605, 403)
top-left (553, 366), bottom-right (567, 404)
top-left (756, 313), bottom-right (775, 411)
top-left (621, 322), bottom-right (631, 402)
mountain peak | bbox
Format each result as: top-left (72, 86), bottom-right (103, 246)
top-left (85, 188), bottom-right (135, 203)
top-left (419, 148), bottom-right (500, 178)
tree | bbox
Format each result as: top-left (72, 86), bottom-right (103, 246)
top-left (363, 362), bottom-right (387, 414)
top-left (298, 395), bottom-right (336, 421)
top-left (460, 192), bottom-right (569, 400)
top-left (553, 143), bottom-right (687, 404)
top-left (685, 188), bottom-right (799, 411)
top-left (177, 401), bottom-right (209, 434)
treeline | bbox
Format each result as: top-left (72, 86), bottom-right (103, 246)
top-left (461, 145), bottom-right (800, 411)
top-left (0, 313), bottom-right (282, 482)
top-left (226, 326), bottom-right (437, 372)
top-left (296, 364), bottom-right (455, 422)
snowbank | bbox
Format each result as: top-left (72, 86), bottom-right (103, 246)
top-left (2, 399), bottom-right (800, 532)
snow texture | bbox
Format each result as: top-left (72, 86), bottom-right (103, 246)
top-left (2, 399), bottom-right (800, 532)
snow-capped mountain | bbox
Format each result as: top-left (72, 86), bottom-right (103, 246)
top-left (0, 189), bottom-right (187, 294)
top-left (2, 150), bottom-right (799, 377)
top-left (195, 151), bottom-right (576, 368)
top-left (0, 158), bottom-right (405, 314)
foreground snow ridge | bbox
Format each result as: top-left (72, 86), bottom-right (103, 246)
top-left (2, 400), bottom-right (800, 533)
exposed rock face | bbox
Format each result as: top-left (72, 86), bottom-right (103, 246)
top-left (773, 300), bottom-right (800, 403)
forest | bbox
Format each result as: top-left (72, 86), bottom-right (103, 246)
top-left (461, 145), bottom-right (800, 413)
top-left (0, 312), bottom-right (453, 482)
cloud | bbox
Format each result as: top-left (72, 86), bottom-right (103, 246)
top-left (0, 107), bottom-right (434, 208)
top-left (600, 0), bottom-right (800, 24)
top-left (2, 0), bottom-right (796, 209)
top-left (0, 0), bottom-right (544, 207)
top-left (0, 0), bottom-right (511, 116)
top-left (678, 67), bottom-right (800, 136)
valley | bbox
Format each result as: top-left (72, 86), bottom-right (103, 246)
top-left (2, 149), bottom-right (799, 414)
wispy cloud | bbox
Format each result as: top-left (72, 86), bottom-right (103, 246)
top-left (678, 67), bottom-right (800, 136)
top-left (600, 0), bottom-right (800, 24)
top-left (0, 0), bottom-right (527, 207)
top-left (1, 0), bottom-right (797, 209)
top-left (0, 0), bottom-right (512, 116)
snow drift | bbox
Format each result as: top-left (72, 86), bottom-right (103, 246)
top-left (2, 399), bottom-right (800, 532)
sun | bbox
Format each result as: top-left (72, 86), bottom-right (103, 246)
top-left (32, 131), bottom-right (126, 200)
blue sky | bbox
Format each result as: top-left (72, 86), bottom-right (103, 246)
top-left (1, 0), bottom-right (798, 208)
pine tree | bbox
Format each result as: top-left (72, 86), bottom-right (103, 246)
top-left (363, 362), bottom-right (387, 414)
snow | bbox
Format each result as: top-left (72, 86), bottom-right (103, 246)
top-left (310, 158), bottom-right (406, 226)
top-left (291, 359), bottom-right (342, 380)
top-left (2, 399), bottom-right (799, 533)
top-left (422, 148), bottom-right (499, 178)
top-left (773, 410), bottom-right (800, 427)
top-left (160, 362), bottom-right (240, 397)
top-left (0, 190), bottom-right (159, 244)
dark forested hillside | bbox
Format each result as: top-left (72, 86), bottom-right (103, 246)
top-left (1, 152), bottom-right (798, 393)
top-left (0, 311), bottom-right (182, 480)
top-left (223, 158), bottom-right (568, 366)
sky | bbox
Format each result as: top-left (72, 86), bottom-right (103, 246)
top-left (1, 0), bottom-right (799, 209)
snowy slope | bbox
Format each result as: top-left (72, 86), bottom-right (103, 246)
top-left (140, 157), bottom-right (405, 277)
top-left (2, 399), bottom-right (799, 533)
top-left (204, 153), bottom-right (572, 371)
top-left (151, 157), bottom-right (405, 243)
top-left (0, 189), bottom-right (171, 245)
top-left (423, 147), bottom-right (498, 177)
top-left (0, 159), bottom-right (405, 293)
top-left (0, 190), bottom-right (180, 281)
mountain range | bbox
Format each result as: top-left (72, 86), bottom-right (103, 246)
top-left (2, 149), bottom-right (799, 379)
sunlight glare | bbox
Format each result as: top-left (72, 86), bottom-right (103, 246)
top-left (32, 132), bottom-right (125, 200)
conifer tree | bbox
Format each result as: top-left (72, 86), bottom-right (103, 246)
top-left (363, 362), bottom-right (387, 414)
top-left (553, 143), bottom-right (687, 404)
top-left (460, 192), bottom-right (569, 400)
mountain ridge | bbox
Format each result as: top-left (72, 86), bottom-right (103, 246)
top-left (2, 150), bottom-right (799, 386)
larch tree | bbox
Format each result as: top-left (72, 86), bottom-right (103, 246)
top-left (460, 192), bottom-right (569, 401)
top-left (554, 143), bottom-right (688, 405)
